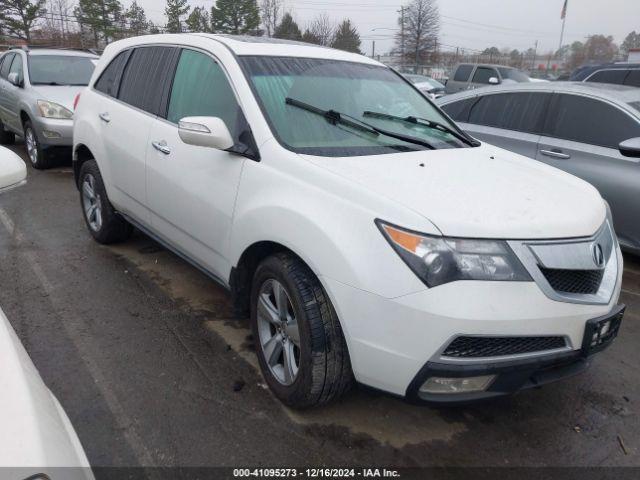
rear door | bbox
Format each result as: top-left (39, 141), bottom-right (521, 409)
top-left (445, 64), bottom-right (474, 93)
top-left (536, 93), bottom-right (640, 248)
top-left (93, 45), bottom-right (179, 224)
top-left (145, 48), bottom-right (248, 278)
top-left (4, 53), bottom-right (25, 131)
top-left (0, 53), bottom-right (15, 128)
top-left (450, 91), bottom-right (550, 158)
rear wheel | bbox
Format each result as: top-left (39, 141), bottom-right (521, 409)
top-left (250, 253), bottom-right (353, 408)
top-left (24, 120), bottom-right (51, 169)
top-left (79, 160), bottom-right (132, 244)
top-left (0, 121), bottom-right (15, 145)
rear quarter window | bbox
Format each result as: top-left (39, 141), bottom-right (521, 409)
top-left (440, 97), bottom-right (476, 122)
top-left (95, 50), bottom-right (131, 97)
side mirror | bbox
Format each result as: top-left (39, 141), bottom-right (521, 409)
top-left (7, 72), bottom-right (22, 87)
top-left (178, 116), bottom-right (234, 151)
top-left (0, 147), bottom-right (27, 193)
top-left (619, 137), bottom-right (640, 158)
top-left (488, 77), bottom-right (500, 85)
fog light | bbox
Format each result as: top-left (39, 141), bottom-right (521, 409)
top-left (42, 130), bottom-right (62, 139)
top-left (419, 375), bottom-right (496, 394)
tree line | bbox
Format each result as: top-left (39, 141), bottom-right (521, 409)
top-left (0, 0), bottom-right (362, 54)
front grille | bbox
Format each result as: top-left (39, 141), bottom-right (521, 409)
top-left (539, 267), bottom-right (604, 294)
top-left (443, 336), bottom-right (567, 358)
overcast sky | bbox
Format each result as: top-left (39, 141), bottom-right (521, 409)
top-left (136, 0), bottom-right (640, 56)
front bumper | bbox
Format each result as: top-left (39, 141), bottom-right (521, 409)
top-left (406, 304), bottom-right (625, 404)
top-left (32, 116), bottom-right (73, 146)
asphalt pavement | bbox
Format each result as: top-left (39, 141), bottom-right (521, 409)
top-left (1, 142), bottom-right (639, 471)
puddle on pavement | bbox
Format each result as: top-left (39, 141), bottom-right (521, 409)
top-left (110, 235), bottom-right (467, 448)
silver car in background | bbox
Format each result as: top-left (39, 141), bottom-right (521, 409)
top-left (436, 82), bottom-right (640, 253)
top-left (0, 47), bottom-right (98, 169)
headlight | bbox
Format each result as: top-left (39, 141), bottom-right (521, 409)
top-left (37, 100), bottom-right (73, 119)
top-left (377, 220), bottom-right (531, 287)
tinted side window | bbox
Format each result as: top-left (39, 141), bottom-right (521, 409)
top-left (468, 92), bottom-right (550, 134)
top-left (545, 94), bottom-right (639, 149)
top-left (587, 69), bottom-right (627, 85)
top-left (167, 49), bottom-right (241, 136)
top-left (440, 97), bottom-right (476, 122)
top-left (95, 50), bottom-right (131, 97)
top-left (118, 46), bottom-right (178, 115)
top-left (453, 65), bottom-right (473, 82)
top-left (0, 53), bottom-right (14, 79)
top-left (8, 55), bottom-right (23, 84)
top-left (625, 70), bottom-right (640, 88)
top-left (472, 67), bottom-right (498, 84)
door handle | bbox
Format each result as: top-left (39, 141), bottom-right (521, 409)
top-left (540, 149), bottom-right (571, 160)
top-left (152, 140), bottom-right (171, 155)
top-left (98, 112), bottom-right (110, 123)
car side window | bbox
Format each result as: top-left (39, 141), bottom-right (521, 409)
top-left (118, 46), bottom-right (179, 116)
top-left (468, 92), bottom-right (550, 134)
top-left (453, 65), bottom-right (473, 82)
top-left (472, 67), bottom-right (498, 84)
top-left (167, 49), bottom-right (241, 138)
top-left (0, 53), bottom-right (14, 79)
top-left (587, 69), bottom-right (627, 85)
top-left (440, 97), bottom-right (477, 122)
top-left (544, 94), bottom-right (639, 149)
top-left (8, 54), bottom-right (23, 84)
top-left (625, 70), bottom-right (640, 88)
top-left (95, 50), bottom-right (131, 97)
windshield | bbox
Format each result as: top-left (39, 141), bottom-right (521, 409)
top-left (239, 56), bottom-right (467, 157)
top-left (28, 55), bottom-right (96, 86)
top-left (497, 67), bottom-right (530, 83)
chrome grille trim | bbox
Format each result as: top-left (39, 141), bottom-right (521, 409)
top-left (508, 219), bottom-right (619, 305)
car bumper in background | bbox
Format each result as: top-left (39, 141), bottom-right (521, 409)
top-left (33, 116), bottom-right (73, 146)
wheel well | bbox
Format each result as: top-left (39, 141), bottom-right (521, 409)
top-left (20, 111), bottom-right (30, 128)
top-left (230, 241), bottom-right (295, 318)
top-left (73, 144), bottom-right (94, 188)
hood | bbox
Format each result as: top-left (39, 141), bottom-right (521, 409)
top-left (30, 85), bottom-right (85, 111)
top-left (304, 144), bottom-right (605, 239)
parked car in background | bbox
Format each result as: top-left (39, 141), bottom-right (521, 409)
top-left (569, 63), bottom-right (640, 87)
top-left (403, 73), bottom-right (446, 99)
top-left (437, 82), bottom-right (640, 252)
top-left (74, 34), bottom-right (624, 407)
top-left (445, 63), bottom-right (531, 94)
top-left (0, 47), bottom-right (99, 169)
top-left (0, 147), bottom-right (93, 478)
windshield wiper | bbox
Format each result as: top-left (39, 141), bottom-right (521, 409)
top-left (285, 98), bottom-right (435, 150)
top-left (363, 111), bottom-right (480, 147)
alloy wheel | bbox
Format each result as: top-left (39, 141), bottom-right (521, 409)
top-left (256, 278), bottom-right (301, 385)
top-left (25, 128), bottom-right (38, 166)
top-left (82, 174), bottom-right (103, 232)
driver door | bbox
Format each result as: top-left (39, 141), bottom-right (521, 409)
top-left (146, 48), bottom-right (246, 278)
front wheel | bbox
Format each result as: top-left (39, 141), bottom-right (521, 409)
top-left (250, 253), bottom-right (353, 408)
top-left (79, 160), bottom-right (132, 244)
top-left (24, 120), bottom-right (50, 169)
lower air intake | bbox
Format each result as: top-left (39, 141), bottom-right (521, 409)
top-left (443, 336), bottom-right (567, 358)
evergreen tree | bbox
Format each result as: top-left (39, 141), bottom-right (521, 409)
top-left (148, 21), bottom-right (160, 34)
top-left (0, 0), bottom-right (47, 42)
top-left (75, 0), bottom-right (122, 45)
top-left (331, 19), bottom-right (361, 54)
top-left (621, 31), bottom-right (640, 56)
top-left (125, 0), bottom-right (148, 36)
top-left (165, 0), bottom-right (190, 33)
top-left (211, 0), bottom-right (259, 35)
top-left (186, 6), bottom-right (210, 32)
top-left (301, 29), bottom-right (322, 45)
top-left (273, 12), bottom-right (301, 41)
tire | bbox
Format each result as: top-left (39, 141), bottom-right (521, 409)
top-left (0, 121), bottom-right (15, 145)
top-left (24, 120), bottom-right (51, 169)
top-left (250, 252), bottom-right (353, 408)
top-left (78, 159), bottom-right (133, 244)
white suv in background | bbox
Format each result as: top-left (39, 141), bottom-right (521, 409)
top-left (73, 34), bottom-right (624, 407)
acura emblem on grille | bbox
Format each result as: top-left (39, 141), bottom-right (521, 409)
top-left (592, 243), bottom-right (605, 268)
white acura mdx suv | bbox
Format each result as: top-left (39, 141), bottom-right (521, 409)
top-left (73, 34), bottom-right (624, 407)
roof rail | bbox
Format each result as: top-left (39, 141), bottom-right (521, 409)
top-left (8, 45), bottom-right (100, 54)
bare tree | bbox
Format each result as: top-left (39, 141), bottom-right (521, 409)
top-left (395, 0), bottom-right (440, 68)
top-left (260, 0), bottom-right (280, 37)
top-left (306, 13), bottom-right (334, 46)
